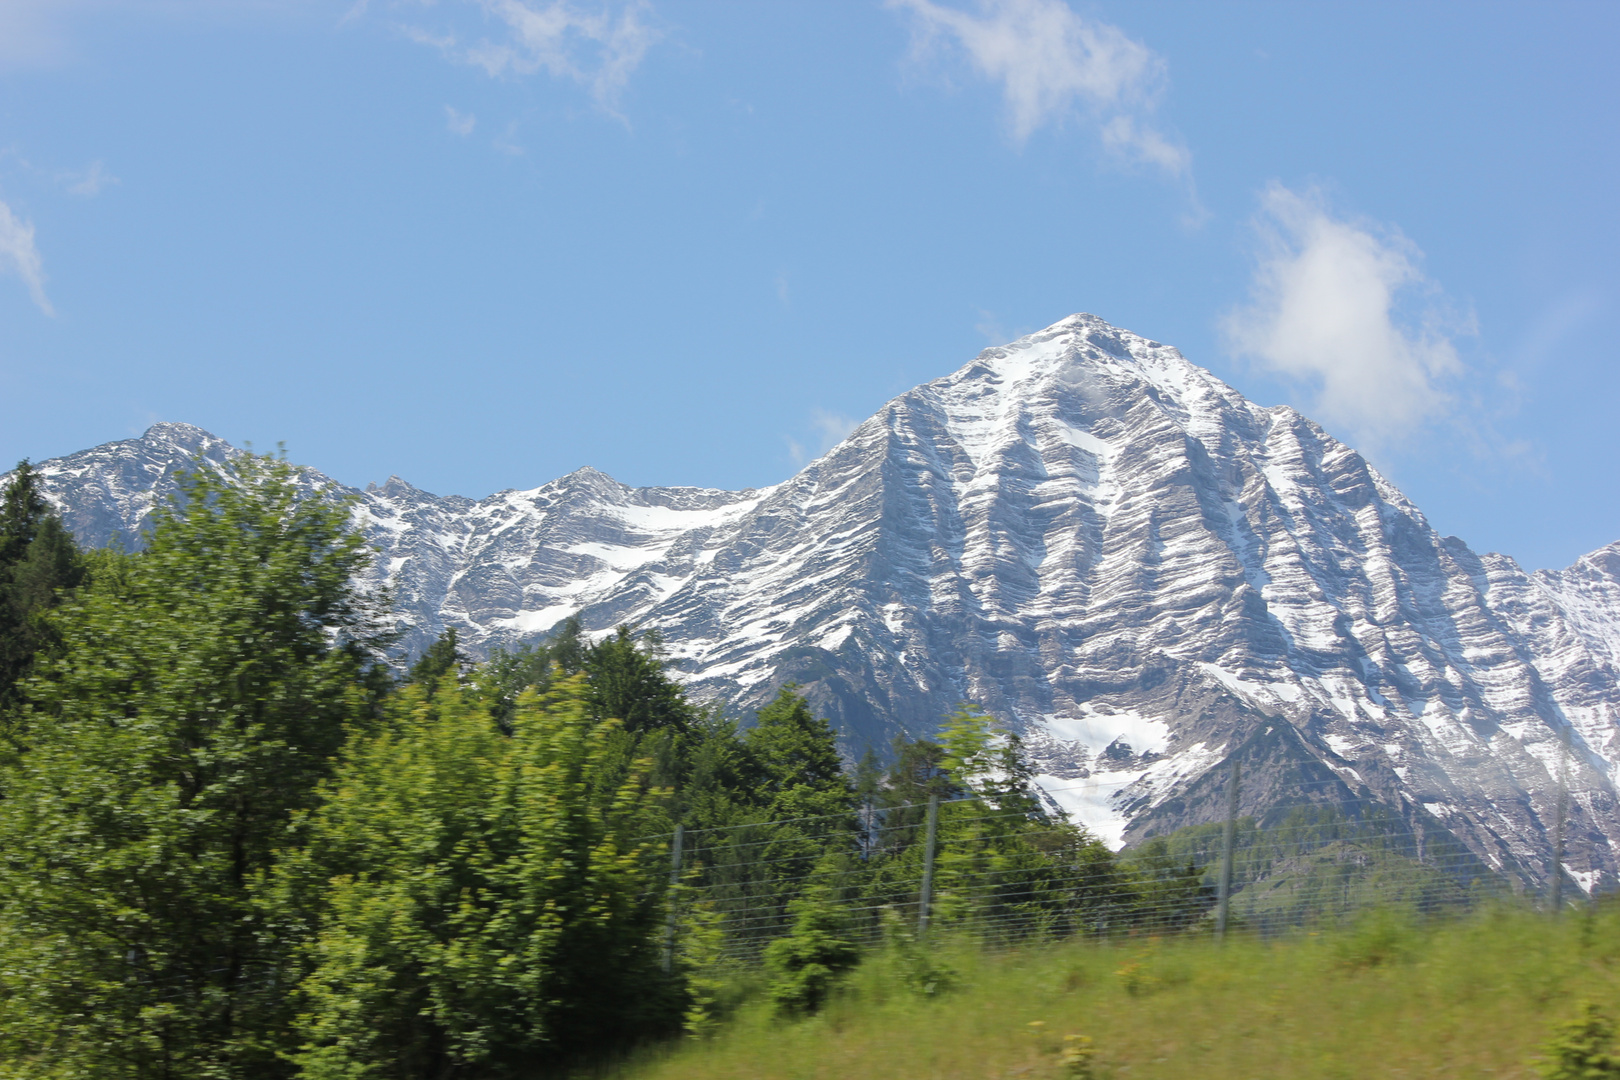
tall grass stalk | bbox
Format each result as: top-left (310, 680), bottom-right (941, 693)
top-left (603, 902), bottom-right (1620, 1080)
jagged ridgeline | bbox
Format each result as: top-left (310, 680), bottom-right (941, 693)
top-left (0, 459), bottom-right (1293, 1077)
top-left (15, 314), bottom-right (1620, 896)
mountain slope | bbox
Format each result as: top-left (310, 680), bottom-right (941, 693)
top-left (19, 315), bottom-right (1620, 889)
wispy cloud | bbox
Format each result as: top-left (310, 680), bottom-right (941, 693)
top-left (1513, 288), bottom-right (1606, 371)
top-left (811, 408), bottom-right (858, 450)
top-left (0, 197), bottom-right (54, 315)
top-left (973, 309), bottom-right (1039, 345)
top-left (445, 105), bottom-right (478, 136)
top-left (787, 408), bottom-right (861, 467)
top-left (62, 160), bottom-right (117, 196)
top-left (0, 0), bottom-right (76, 70)
top-left (393, 1), bottom-right (660, 119)
top-left (890, 0), bottom-right (1187, 174)
top-left (1223, 183), bottom-right (1467, 445)
top-left (0, 1), bottom-right (327, 70)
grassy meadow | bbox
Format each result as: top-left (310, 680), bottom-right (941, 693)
top-left (604, 904), bottom-right (1620, 1080)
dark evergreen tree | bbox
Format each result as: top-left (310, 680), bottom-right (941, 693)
top-left (745, 685), bottom-right (852, 820)
top-left (470, 617), bottom-right (596, 734)
top-left (0, 460), bottom-right (49, 567)
top-left (886, 733), bottom-right (956, 798)
top-left (549, 614), bottom-right (588, 675)
top-left (475, 640), bottom-right (558, 732)
top-left (586, 625), bottom-right (695, 735)
top-left (1123, 837), bottom-right (1217, 931)
top-left (0, 461), bottom-right (84, 717)
top-left (407, 624), bottom-right (464, 692)
top-left (854, 748), bottom-right (884, 858)
top-left (703, 688), bottom-right (859, 944)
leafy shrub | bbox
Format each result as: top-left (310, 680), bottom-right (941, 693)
top-left (1060, 1033), bottom-right (1097, 1080)
top-left (880, 907), bottom-right (957, 998)
top-left (763, 887), bottom-right (859, 1017)
top-left (1538, 1003), bottom-right (1620, 1079)
top-left (675, 901), bottom-right (733, 1039)
top-left (285, 677), bottom-right (678, 1078)
top-left (1331, 907), bottom-right (1418, 970)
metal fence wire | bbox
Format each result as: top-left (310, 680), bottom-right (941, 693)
top-left (650, 770), bottom-right (1565, 969)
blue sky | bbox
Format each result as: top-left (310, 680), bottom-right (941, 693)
top-left (0, 0), bottom-right (1615, 570)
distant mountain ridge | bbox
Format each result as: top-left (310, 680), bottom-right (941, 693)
top-left (19, 315), bottom-right (1620, 892)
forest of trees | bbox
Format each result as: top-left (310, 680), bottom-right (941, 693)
top-left (0, 453), bottom-right (1212, 1080)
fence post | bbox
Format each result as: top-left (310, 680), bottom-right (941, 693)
top-left (1551, 728), bottom-right (1570, 915)
top-left (1215, 759), bottom-right (1240, 943)
top-left (918, 794), bottom-right (940, 936)
top-left (662, 823), bottom-right (684, 973)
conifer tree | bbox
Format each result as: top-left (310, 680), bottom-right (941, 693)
top-left (867, 705), bottom-right (1123, 939)
top-left (724, 688), bottom-right (858, 938)
top-left (586, 625), bottom-right (695, 735)
top-left (0, 454), bottom-right (390, 1079)
top-left (745, 685), bottom-right (851, 821)
top-left (407, 624), bottom-right (464, 692)
top-left (549, 614), bottom-right (588, 675)
top-left (0, 460), bottom-right (49, 567)
top-left (0, 461), bottom-right (84, 716)
top-left (475, 640), bottom-right (558, 732)
top-left (762, 882), bottom-right (859, 1017)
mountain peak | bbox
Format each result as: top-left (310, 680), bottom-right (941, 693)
top-left (369, 475), bottom-right (431, 499)
top-left (20, 318), bottom-right (1620, 892)
top-left (948, 313), bottom-right (1222, 401)
top-left (141, 421), bottom-right (225, 449)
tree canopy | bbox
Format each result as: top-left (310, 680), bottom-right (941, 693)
top-left (0, 450), bottom-right (1234, 1078)
top-left (0, 454), bottom-right (391, 1078)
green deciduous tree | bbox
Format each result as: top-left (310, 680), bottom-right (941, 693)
top-left (284, 675), bottom-right (679, 1078)
top-left (0, 454), bottom-right (390, 1079)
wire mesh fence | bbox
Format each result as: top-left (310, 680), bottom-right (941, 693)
top-left (651, 775), bottom-right (1553, 969)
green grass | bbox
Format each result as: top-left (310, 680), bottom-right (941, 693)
top-left (603, 904), bottom-right (1620, 1080)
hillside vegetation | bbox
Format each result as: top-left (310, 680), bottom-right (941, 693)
top-left (0, 454), bottom-right (1294, 1078)
top-left (609, 905), bottom-right (1620, 1080)
top-left (2, 453), bottom-right (1610, 1080)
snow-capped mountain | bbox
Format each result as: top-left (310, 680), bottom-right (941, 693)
top-left (20, 315), bottom-right (1620, 890)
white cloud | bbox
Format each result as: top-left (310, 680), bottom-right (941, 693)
top-left (974, 310), bottom-right (1006, 344)
top-left (399, 1), bottom-right (659, 118)
top-left (810, 408), bottom-right (858, 451)
top-left (62, 160), bottom-right (117, 196)
top-left (973, 309), bottom-right (1039, 345)
top-left (0, 198), bottom-right (54, 315)
top-left (890, 0), bottom-right (1187, 173)
top-left (1223, 183), bottom-right (1465, 444)
top-left (787, 409), bottom-right (861, 467)
top-left (445, 105), bottom-right (477, 135)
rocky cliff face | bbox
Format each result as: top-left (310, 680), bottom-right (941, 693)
top-left (21, 315), bottom-right (1620, 890)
